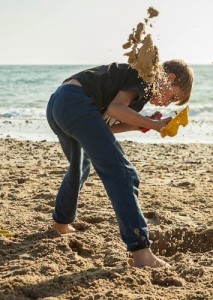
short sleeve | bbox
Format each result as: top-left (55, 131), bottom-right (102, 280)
top-left (120, 67), bottom-right (152, 111)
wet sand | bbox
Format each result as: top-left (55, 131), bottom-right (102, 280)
top-left (0, 139), bottom-right (212, 300)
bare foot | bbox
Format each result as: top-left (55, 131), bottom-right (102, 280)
top-left (53, 222), bottom-right (76, 234)
top-left (129, 248), bottom-right (170, 268)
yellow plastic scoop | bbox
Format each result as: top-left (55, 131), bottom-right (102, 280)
top-left (160, 105), bottom-right (189, 138)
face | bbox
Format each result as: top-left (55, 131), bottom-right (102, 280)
top-left (150, 74), bottom-right (185, 107)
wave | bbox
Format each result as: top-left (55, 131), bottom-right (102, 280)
top-left (0, 103), bottom-right (212, 121)
top-left (0, 108), bottom-right (45, 119)
top-left (142, 103), bottom-right (213, 121)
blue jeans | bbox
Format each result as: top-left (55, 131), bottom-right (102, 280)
top-left (46, 84), bottom-right (151, 251)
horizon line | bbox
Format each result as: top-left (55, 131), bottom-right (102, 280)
top-left (0, 62), bottom-right (212, 66)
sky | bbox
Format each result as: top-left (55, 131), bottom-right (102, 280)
top-left (0, 0), bottom-right (212, 65)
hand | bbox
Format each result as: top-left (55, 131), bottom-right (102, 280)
top-left (156, 117), bottom-right (173, 132)
top-left (139, 111), bottom-right (163, 133)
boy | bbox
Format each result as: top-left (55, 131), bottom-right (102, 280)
top-left (46, 59), bottom-right (193, 268)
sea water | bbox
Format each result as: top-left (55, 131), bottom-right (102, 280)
top-left (0, 64), bottom-right (212, 143)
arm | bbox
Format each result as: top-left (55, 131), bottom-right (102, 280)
top-left (107, 90), bottom-right (171, 132)
top-left (110, 123), bottom-right (138, 134)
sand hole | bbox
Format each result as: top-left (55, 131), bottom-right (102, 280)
top-left (151, 228), bottom-right (212, 256)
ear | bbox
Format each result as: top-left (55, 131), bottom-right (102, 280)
top-left (167, 72), bottom-right (176, 82)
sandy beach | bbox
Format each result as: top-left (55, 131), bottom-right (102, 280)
top-left (0, 139), bottom-right (212, 300)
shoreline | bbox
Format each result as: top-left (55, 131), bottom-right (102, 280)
top-left (1, 118), bottom-right (212, 144)
top-left (0, 139), bottom-right (212, 299)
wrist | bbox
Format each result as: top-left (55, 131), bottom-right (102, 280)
top-left (152, 120), bottom-right (161, 132)
top-left (143, 118), bottom-right (160, 132)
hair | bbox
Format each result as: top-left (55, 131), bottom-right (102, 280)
top-left (162, 59), bottom-right (194, 105)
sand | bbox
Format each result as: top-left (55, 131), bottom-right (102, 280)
top-left (123, 7), bottom-right (161, 83)
top-left (0, 139), bottom-right (212, 300)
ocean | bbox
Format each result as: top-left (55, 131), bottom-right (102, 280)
top-left (0, 64), bottom-right (212, 144)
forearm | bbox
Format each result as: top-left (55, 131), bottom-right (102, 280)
top-left (107, 103), bottom-right (160, 131)
top-left (110, 123), bottom-right (138, 133)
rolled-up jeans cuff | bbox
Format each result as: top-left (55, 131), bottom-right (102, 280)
top-left (127, 239), bottom-right (152, 252)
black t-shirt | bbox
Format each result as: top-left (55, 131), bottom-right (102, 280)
top-left (63, 63), bottom-right (152, 115)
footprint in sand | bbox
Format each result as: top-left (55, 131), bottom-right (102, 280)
top-left (144, 211), bottom-right (160, 225)
top-left (82, 215), bottom-right (105, 224)
top-left (68, 238), bottom-right (93, 256)
top-left (34, 203), bottom-right (52, 213)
